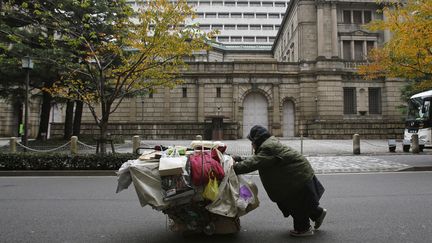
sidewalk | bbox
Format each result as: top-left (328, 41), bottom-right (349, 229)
top-left (1, 138), bottom-right (431, 176)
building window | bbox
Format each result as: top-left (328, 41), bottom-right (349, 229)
top-left (216, 87), bottom-right (221, 98)
top-left (250, 25), bottom-right (261, 30)
top-left (244, 36), bottom-right (255, 42)
top-left (219, 13), bottom-right (229, 18)
top-left (231, 36), bottom-right (242, 42)
top-left (199, 25), bottom-right (210, 30)
top-left (344, 87), bottom-right (357, 114)
top-left (225, 1), bottom-right (235, 6)
top-left (231, 13), bottom-right (242, 18)
top-left (212, 25), bottom-right (223, 31)
top-left (182, 87), bottom-right (187, 98)
top-left (343, 10), bottom-right (351, 24)
top-left (256, 37), bottom-right (267, 42)
top-left (244, 13), bottom-right (254, 18)
top-left (269, 37), bottom-right (275, 43)
top-left (206, 13), bottom-right (216, 18)
top-left (196, 12), bottom-right (204, 18)
top-left (263, 25), bottom-right (273, 30)
top-left (262, 2), bottom-right (273, 7)
top-left (354, 41), bottom-right (364, 60)
top-left (364, 11), bottom-right (372, 23)
top-left (275, 2), bottom-right (286, 7)
top-left (218, 36), bottom-right (229, 42)
top-left (237, 1), bottom-right (248, 7)
top-left (237, 25), bottom-right (248, 30)
top-left (366, 41), bottom-right (375, 56)
top-left (149, 92), bottom-right (153, 99)
top-left (212, 1), bottom-right (223, 6)
top-left (353, 11), bottom-right (362, 24)
top-left (269, 13), bottom-right (279, 19)
top-left (256, 13), bottom-right (267, 19)
top-left (275, 25), bottom-right (280, 30)
top-left (368, 88), bottom-right (382, 114)
top-left (343, 41), bottom-right (352, 60)
top-left (250, 1), bottom-right (260, 7)
top-left (225, 25), bottom-right (235, 30)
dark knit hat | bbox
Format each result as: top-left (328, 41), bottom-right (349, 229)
top-left (247, 125), bottom-right (271, 149)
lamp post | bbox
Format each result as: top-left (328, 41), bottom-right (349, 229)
top-left (21, 56), bottom-right (33, 149)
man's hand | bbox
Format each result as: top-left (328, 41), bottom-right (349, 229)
top-left (231, 155), bottom-right (243, 162)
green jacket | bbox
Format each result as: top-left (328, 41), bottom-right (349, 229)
top-left (234, 136), bottom-right (314, 202)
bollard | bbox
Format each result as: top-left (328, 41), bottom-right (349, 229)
top-left (70, 136), bottom-right (78, 155)
top-left (411, 133), bottom-right (420, 153)
top-left (132, 135), bottom-right (140, 154)
top-left (353, 134), bottom-right (360, 155)
top-left (9, 137), bottom-right (17, 153)
top-left (300, 134), bottom-right (303, 155)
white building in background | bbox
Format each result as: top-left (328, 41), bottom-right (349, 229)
top-left (127, 0), bottom-right (290, 48)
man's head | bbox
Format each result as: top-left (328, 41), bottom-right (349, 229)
top-left (247, 125), bottom-right (271, 150)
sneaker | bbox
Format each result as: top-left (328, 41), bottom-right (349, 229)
top-left (289, 227), bottom-right (314, 237)
top-left (314, 208), bottom-right (327, 230)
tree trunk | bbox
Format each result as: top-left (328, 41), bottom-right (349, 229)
top-left (36, 87), bottom-right (52, 140)
top-left (98, 120), bottom-right (108, 154)
top-left (72, 100), bottom-right (83, 137)
top-left (63, 100), bottom-right (74, 140)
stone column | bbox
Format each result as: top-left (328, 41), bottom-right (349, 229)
top-left (363, 41), bottom-right (367, 60)
top-left (317, 3), bottom-right (325, 58)
top-left (331, 3), bottom-right (339, 58)
top-left (232, 83), bottom-right (239, 122)
top-left (272, 82), bottom-right (282, 136)
top-left (350, 40), bottom-right (355, 60)
top-left (197, 78), bottom-right (204, 122)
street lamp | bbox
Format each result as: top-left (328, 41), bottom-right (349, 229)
top-left (21, 56), bottom-right (33, 149)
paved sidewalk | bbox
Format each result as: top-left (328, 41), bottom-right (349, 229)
top-left (131, 139), bottom-right (430, 174)
top-left (1, 138), bottom-right (431, 175)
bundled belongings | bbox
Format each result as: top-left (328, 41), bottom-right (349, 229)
top-left (116, 142), bottom-right (259, 235)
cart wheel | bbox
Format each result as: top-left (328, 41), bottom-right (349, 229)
top-left (203, 222), bottom-right (216, 235)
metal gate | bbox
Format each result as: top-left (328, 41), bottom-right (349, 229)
top-left (242, 93), bottom-right (268, 138)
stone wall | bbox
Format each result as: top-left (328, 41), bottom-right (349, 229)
top-left (50, 121), bottom-right (239, 140)
top-left (307, 120), bottom-right (405, 139)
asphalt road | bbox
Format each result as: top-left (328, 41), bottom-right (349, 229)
top-left (1, 172), bottom-right (432, 243)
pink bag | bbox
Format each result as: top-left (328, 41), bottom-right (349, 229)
top-left (189, 150), bottom-right (225, 186)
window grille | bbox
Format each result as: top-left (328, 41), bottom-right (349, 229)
top-left (182, 87), bottom-right (187, 98)
top-left (344, 87), bottom-right (357, 114)
top-left (368, 88), bottom-right (381, 114)
top-left (216, 87), bottom-right (221, 98)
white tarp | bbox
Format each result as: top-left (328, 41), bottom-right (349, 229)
top-left (116, 154), bottom-right (259, 216)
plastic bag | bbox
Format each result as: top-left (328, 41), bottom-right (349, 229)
top-left (236, 175), bottom-right (259, 212)
top-left (202, 177), bottom-right (219, 201)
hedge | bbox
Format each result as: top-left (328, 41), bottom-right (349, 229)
top-left (0, 153), bottom-right (137, 170)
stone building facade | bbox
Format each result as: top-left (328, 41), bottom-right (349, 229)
top-left (1, 0), bottom-right (406, 140)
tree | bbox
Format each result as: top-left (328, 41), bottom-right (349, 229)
top-left (358, 0), bottom-right (432, 95)
top-left (0, 0), bottom-right (74, 140)
top-left (35, 0), bottom-right (215, 153)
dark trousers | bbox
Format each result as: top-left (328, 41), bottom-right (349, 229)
top-left (276, 176), bottom-right (325, 231)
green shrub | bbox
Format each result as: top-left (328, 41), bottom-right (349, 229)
top-left (0, 153), bottom-right (137, 170)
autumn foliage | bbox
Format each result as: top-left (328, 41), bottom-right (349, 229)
top-left (358, 0), bottom-right (432, 92)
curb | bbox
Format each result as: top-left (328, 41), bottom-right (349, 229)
top-left (0, 170), bottom-right (116, 177)
top-left (397, 166), bottom-right (432, 172)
